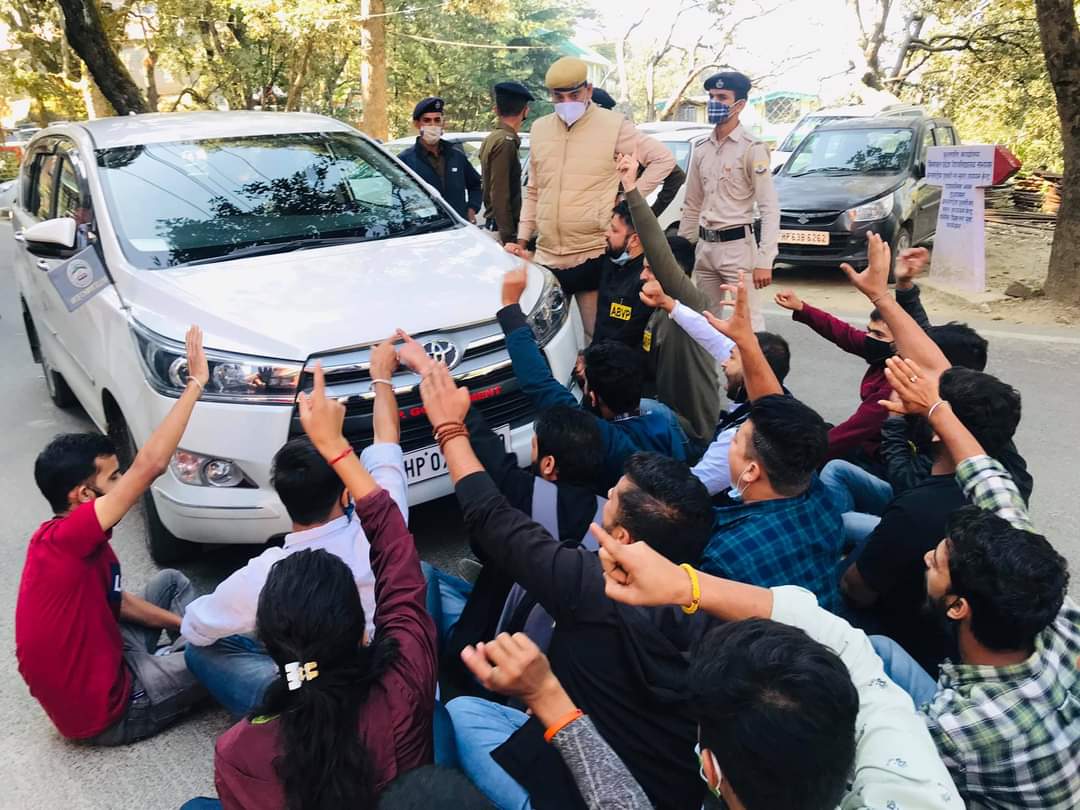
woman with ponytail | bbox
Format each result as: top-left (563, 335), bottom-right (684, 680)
top-left (212, 364), bottom-right (438, 810)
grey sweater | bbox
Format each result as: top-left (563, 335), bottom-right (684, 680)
top-left (551, 715), bottom-right (653, 810)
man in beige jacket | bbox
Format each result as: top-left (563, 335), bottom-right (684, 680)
top-left (506, 57), bottom-right (675, 341)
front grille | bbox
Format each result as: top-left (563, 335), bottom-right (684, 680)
top-left (780, 210), bottom-right (843, 228)
top-left (289, 336), bottom-right (535, 453)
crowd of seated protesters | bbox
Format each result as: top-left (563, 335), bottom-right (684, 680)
top-left (13, 158), bottom-right (1077, 810)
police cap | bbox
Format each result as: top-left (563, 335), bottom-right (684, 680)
top-left (591, 88), bottom-right (616, 110)
top-left (545, 57), bottom-right (588, 91)
top-left (412, 96), bottom-right (445, 120)
top-left (703, 71), bottom-right (752, 100)
top-left (493, 81), bottom-right (535, 101)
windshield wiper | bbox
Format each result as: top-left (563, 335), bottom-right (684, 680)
top-left (787, 167), bottom-right (857, 177)
top-left (387, 218), bottom-right (455, 239)
top-left (187, 235), bottom-right (375, 265)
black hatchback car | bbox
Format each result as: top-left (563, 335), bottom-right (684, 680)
top-left (773, 115), bottom-right (959, 269)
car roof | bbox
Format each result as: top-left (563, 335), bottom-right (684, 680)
top-left (814, 115), bottom-right (950, 132)
top-left (49, 111), bottom-right (358, 149)
top-left (385, 131), bottom-right (530, 147)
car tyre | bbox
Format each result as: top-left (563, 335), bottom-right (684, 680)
top-left (42, 353), bottom-right (77, 409)
top-left (890, 226), bottom-right (912, 284)
top-left (110, 411), bottom-right (198, 565)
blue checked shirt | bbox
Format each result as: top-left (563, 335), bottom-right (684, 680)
top-left (919, 455), bottom-right (1080, 809)
top-left (702, 475), bottom-right (845, 613)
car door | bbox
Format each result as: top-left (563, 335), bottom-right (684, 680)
top-left (14, 139), bottom-right (106, 411)
top-left (911, 123), bottom-right (940, 243)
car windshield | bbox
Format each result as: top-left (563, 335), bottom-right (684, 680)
top-left (779, 115), bottom-right (853, 153)
top-left (95, 131), bottom-right (452, 268)
top-left (784, 127), bottom-right (914, 176)
top-left (661, 140), bottom-right (694, 172)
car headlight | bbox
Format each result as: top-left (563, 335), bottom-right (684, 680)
top-left (847, 192), bottom-right (894, 222)
top-left (170, 449), bottom-right (254, 488)
top-left (131, 320), bottom-right (303, 404)
top-left (526, 267), bottom-right (569, 346)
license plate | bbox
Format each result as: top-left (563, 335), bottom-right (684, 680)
top-left (779, 229), bottom-right (830, 245)
top-left (402, 424), bottom-right (512, 485)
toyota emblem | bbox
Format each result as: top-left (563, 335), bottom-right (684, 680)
top-left (422, 338), bottom-right (460, 370)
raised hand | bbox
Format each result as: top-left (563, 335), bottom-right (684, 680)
top-left (394, 329), bottom-right (435, 376)
top-left (185, 325), bottom-right (209, 389)
top-left (593, 522), bottom-right (692, 608)
top-left (418, 362), bottom-right (471, 426)
top-left (841, 232), bottom-right (891, 302)
top-left (773, 289), bottom-right (804, 312)
top-left (368, 337), bottom-right (399, 381)
top-left (702, 273), bottom-right (753, 347)
top-left (879, 356), bottom-right (941, 417)
top-left (298, 363), bottom-right (347, 456)
top-left (639, 278), bottom-right (674, 312)
top-left (895, 246), bottom-right (930, 288)
top-left (501, 265), bottom-right (529, 307)
top-left (615, 152), bottom-right (640, 192)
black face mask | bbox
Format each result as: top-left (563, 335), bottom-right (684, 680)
top-left (864, 337), bottom-right (895, 363)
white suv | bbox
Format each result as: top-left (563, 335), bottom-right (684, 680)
top-left (12, 112), bottom-right (580, 562)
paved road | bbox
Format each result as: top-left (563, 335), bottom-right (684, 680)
top-left (1, 221), bottom-right (1077, 809)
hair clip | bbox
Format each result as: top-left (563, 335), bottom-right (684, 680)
top-left (284, 660), bottom-right (319, 691)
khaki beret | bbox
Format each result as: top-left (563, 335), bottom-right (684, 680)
top-left (545, 57), bottom-right (588, 90)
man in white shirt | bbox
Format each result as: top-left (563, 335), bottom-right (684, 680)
top-left (182, 340), bottom-right (408, 715)
top-left (640, 277), bottom-right (792, 495)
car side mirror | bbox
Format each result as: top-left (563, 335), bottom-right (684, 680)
top-left (23, 217), bottom-right (77, 254)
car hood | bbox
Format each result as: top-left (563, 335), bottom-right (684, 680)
top-left (774, 173), bottom-right (904, 211)
top-left (119, 227), bottom-right (540, 359)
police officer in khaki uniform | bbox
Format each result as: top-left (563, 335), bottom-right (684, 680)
top-left (479, 81), bottom-right (534, 244)
top-left (678, 71), bottom-right (779, 331)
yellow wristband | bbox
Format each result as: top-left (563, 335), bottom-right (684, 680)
top-left (680, 564), bottom-right (701, 615)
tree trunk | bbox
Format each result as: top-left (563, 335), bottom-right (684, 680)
top-left (658, 64), bottom-right (719, 122)
top-left (144, 53), bottom-right (160, 112)
top-left (56, 0), bottom-right (147, 115)
top-left (358, 0), bottom-right (388, 140)
top-left (1035, 0), bottom-right (1080, 305)
top-left (285, 38), bottom-right (314, 111)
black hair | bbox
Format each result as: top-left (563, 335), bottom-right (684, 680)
top-left (271, 437), bottom-right (346, 525)
top-left (938, 367), bottom-right (1020, 458)
top-left (611, 199), bottom-right (636, 233)
top-left (534, 405), bottom-right (604, 488)
top-left (583, 340), bottom-right (644, 415)
top-left (946, 506), bottom-right (1068, 651)
top-left (618, 452), bottom-right (713, 563)
top-left (256, 549), bottom-right (398, 810)
top-left (377, 765), bottom-right (493, 809)
top-left (927, 322), bottom-right (988, 371)
top-left (34, 432), bottom-right (118, 514)
top-left (494, 90), bottom-right (528, 118)
top-left (747, 395), bottom-right (828, 496)
top-left (755, 332), bottom-right (791, 383)
top-left (666, 235), bottom-right (695, 277)
top-left (869, 307), bottom-right (883, 323)
top-left (690, 619), bottom-right (857, 810)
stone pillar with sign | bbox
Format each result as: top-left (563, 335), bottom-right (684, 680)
top-left (924, 144), bottom-right (1021, 292)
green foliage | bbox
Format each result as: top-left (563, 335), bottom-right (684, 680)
top-left (901, 0), bottom-right (1063, 172)
top-left (0, 1), bottom-right (88, 123)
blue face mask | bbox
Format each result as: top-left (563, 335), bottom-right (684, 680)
top-left (707, 99), bottom-right (732, 125)
top-left (611, 251), bottom-right (632, 266)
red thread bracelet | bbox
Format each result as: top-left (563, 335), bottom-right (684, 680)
top-left (329, 447), bottom-right (354, 466)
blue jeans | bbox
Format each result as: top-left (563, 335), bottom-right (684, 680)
top-left (185, 635), bottom-right (279, 717)
top-left (446, 696), bottom-right (532, 810)
top-left (821, 460), bottom-right (893, 553)
top-left (422, 561), bottom-right (472, 657)
top-left (871, 635), bottom-right (938, 709)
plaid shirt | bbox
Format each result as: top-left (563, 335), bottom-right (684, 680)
top-left (702, 475), bottom-right (844, 613)
top-left (919, 455), bottom-right (1080, 808)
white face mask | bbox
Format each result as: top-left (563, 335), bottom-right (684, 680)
top-left (555, 101), bottom-right (588, 126)
top-left (420, 125), bottom-right (443, 145)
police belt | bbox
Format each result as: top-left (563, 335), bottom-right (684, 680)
top-left (699, 224), bottom-right (750, 243)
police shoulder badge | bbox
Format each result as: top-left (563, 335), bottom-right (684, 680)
top-left (753, 160), bottom-right (769, 175)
